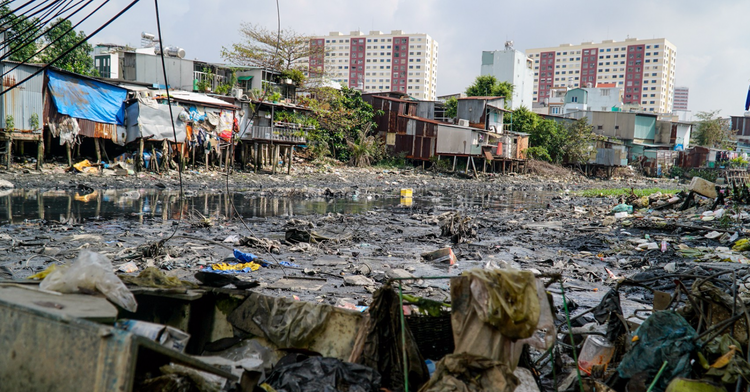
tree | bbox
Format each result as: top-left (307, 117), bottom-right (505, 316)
top-left (0, 6), bottom-right (39, 62)
top-left (445, 97), bottom-right (457, 119)
top-left (560, 118), bottom-right (597, 164)
top-left (507, 106), bottom-right (538, 134)
top-left (40, 18), bottom-right (97, 76)
top-left (465, 75), bottom-right (514, 101)
top-left (304, 87), bottom-right (380, 161)
top-left (523, 116), bottom-right (595, 164)
top-left (694, 110), bottom-right (733, 148)
top-left (221, 23), bottom-right (322, 78)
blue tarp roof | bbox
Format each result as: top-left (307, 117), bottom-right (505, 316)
top-left (47, 70), bottom-right (127, 125)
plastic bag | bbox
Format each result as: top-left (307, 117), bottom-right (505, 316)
top-left (40, 250), bottom-right (138, 312)
top-left (612, 204), bottom-right (633, 213)
top-left (465, 268), bottom-right (540, 339)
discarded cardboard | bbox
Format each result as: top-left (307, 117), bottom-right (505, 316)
top-left (421, 247), bottom-right (456, 265)
top-left (689, 177), bottom-right (718, 199)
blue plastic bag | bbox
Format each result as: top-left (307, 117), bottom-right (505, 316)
top-left (234, 249), bottom-right (258, 263)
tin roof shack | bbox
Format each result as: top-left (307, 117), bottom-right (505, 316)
top-left (138, 90), bottom-right (238, 172)
top-left (731, 115), bottom-right (750, 150)
top-left (456, 96), bottom-right (507, 131)
top-left (44, 69), bottom-right (128, 167)
top-left (0, 61), bottom-right (45, 170)
top-left (237, 99), bottom-right (313, 174)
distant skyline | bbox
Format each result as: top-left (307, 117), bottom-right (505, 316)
top-left (81, 0), bottom-right (750, 118)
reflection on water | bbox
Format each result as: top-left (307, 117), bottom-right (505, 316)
top-left (0, 188), bottom-right (554, 224)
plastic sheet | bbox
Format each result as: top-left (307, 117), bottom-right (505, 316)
top-left (617, 311), bottom-right (697, 392)
top-left (419, 353), bottom-right (519, 392)
top-left (264, 356), bottom-right (381, 392)
top-left (464, 269), bottom-right (540, 339)
top-left (349, 285), bottom-right (430, 392)
top-left (40, 250), bottom-right (137, 312)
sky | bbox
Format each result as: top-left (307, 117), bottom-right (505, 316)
top-left (80, 0), bottom-right (750, 119)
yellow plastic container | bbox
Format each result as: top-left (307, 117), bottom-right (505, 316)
top-left (401, 197), bottom-right (413, 207)
top-left (400, 188), bottom-right (413, 198)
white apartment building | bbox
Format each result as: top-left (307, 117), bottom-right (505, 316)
top-left (526, 38), bottom-right (677, 114)
top-left (480, 42), bottom-right (534, 110)
top-left (301, 30), bottom-right (439, 101)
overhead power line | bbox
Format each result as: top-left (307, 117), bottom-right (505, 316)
top-left (0, 0), bottom-right (140, 97)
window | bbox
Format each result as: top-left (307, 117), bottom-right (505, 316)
top-left (597, 125), bottom-right (603, 130)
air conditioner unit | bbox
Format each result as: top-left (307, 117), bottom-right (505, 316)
top-left (458, 119), bottom-right (469, 127)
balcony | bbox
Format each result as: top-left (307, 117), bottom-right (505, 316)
top-left (193, 71), bottom-right (227, 92)
top-left (243, 123), bottom-right (310, 144)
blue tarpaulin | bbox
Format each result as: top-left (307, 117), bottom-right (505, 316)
top-left (47, 70), bottom-right (127, 125)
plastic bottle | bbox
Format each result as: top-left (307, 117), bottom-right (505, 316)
top-left (578, 336), bottom-right (615, 375)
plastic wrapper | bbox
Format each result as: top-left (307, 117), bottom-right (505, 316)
top-left (465, 268), bottom-right (540, 339)
top-left (40, 250), bottom-right (138, 312)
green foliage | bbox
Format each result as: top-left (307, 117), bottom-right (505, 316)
top-left (575, 187), bottom-right (680, 198)
top-left (687, 168), bottom-right (719, 183)
top-left (280, 68), bottom-right (306, 86)
top-left (375, 152), bottom-right (408, 168)
top-left (221, 24), bottom-right (322, 85)
top-left (29, 113), bottom-right (39, 131)
top-left (524, 146), bottom-right (552, 162)
top-left (429, 155), bottom-right (453, 172)
top-left (522, 113), bottom-right (596, 164)
top-left (729, 156), bottom-right (749, 168)
top-left (0, 6), bottom-right (39, 62)
top-left (668, 165), bottom-right (684, 178)
top-left (40, 19), bottom-right (97, 76)
top-left (465, 75), bottom-right (514, 101)
top-left (445, 97), bottom-right (457, 119)
top-left (347, 129), bottom-right (385, 167)
top-left (507, 106), bottom-right (537, 134)
top-left (5, 115), bottom-right (14, 131)
top-left (304, 87), bottom-right (379, 162)
top-left (694, 110), bottom-right (733, 148)
top-left (273, 111), bottom-right (318, 128)
top-left (196, 67), bottom-right (213, 92)
top-left (269, 90), bottom-right (282, 102)
top-left (214, 71), bottom-right (237, 95)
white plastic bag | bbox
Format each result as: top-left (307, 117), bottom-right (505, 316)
top-left (40, 250), bottom-right (138, 312)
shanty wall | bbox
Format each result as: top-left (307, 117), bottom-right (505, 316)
top-left (0, 63), bottom-right (44, 131)
top-left (44, 92), bottom-right (116, 140)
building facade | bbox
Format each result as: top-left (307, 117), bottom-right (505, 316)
top-left (480, 43), bottom-right (534, 110)
top-left (673, 86), bottom-right (689, 111)
top-left (526, 38), bottom-right (677, 114)
top-left (301, 30), bottom-right (439, 101)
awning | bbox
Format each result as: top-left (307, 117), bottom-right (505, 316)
top-left (47, 70), bottom-right (127, 125)
top-left (238, 76), bottom-right (253, 81)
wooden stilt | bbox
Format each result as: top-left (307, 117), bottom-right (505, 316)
top-left (151, 145), bottom-right (160, 174)
top-left (66, 142), bottom-right (72, 168)
top-left (137, 139), bottom-right (144, 172)
top-left (254, 143), bottom-right (259, 173)
top-left (452, 156), bottom-right (457, 172)
top-left (36, 139), bottom-right (43, 170)
top-left (465, 157), bottom-right (470, 174)
top-left (162, 140), bottom-right (169, 173)
top-left (470, 157), bottom-right (478, 177)
top-left (287, 146), bottom-right (292, 174)
top-left (94, 137), bottom-right (101, 165)
top-left (272, 144), bottom-right (279, 174)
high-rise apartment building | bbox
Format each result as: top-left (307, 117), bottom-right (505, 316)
top-left (673, 86), bottom-right (689, 111)
top-left (526, 38), bottom-right (677, 113)
top-left (480, 42), bottom-right (534, 109)
top-left (301, 30), bottom-right (439, 101)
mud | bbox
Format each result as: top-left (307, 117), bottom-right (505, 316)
top-left (0, 161), bottom-right (692, 321)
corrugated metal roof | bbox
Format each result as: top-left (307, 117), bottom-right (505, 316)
top-left (0, 62), bottom-right (44, 132)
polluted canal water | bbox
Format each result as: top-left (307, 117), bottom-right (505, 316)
top-left (0, 187), bottom-right (556, 223)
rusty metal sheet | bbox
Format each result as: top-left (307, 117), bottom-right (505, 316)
top-left (394, 134), bottom-right (413, 155)
top-left (0, 63), bottom-right (44, 132)
top-left (78, 119), bottom-right (116, 140)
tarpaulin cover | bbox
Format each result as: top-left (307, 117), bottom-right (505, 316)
top-left (228, 293), bottom-right (332, 348)
top-left (125, 99), bottom-right (188, 143)
top-left (264, 356), bottom-right (381, 392)
top-left (349, 285), bottom-right (429, 392)
top-left (47, 70), bottom-right (127, 125)
top-left (617, 311), bottom-right (697, 392)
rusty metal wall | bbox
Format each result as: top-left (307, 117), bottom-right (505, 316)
top-left (394, 134), bottom-right (413, 155)
top-left (457, 100), bottom-right (485, 124)
top-left (0, 63), bottom-right (44, 132)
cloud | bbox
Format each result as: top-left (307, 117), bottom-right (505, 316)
top-left (79, 0), bottom-right (748, 116)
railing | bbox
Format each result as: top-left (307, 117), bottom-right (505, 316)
top-left (245, 125), bottom-right (309, 144)
top-left (193, 71), bottom-right (227, 91)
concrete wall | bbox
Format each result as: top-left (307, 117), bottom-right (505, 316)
top-left (480, 49), bottom-right (533, 109)
top-left (634, 115), bottom-right (656, 141)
